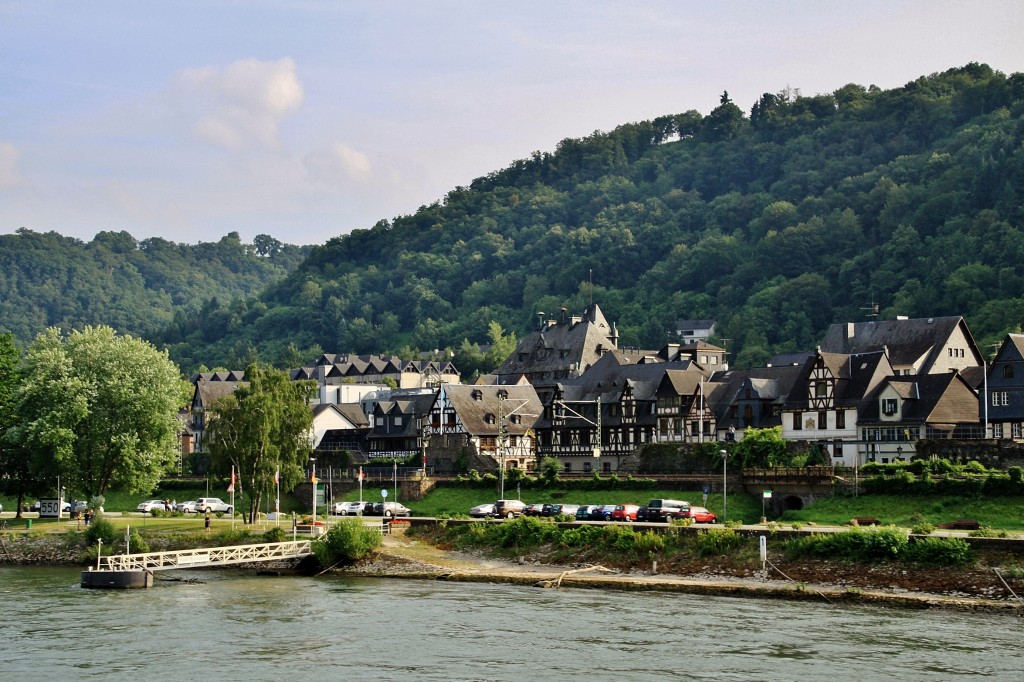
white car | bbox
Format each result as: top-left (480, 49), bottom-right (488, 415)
top-left (469, 503), bottom-right (495, 518)
top-left (196, 497), bottom-right (233, 514)
top-left (331, 501), bottom-right (365, 515)
top-left (137, 499), bottom-right (167, 513)
top-left (176, 500), bottom-right (198, 513)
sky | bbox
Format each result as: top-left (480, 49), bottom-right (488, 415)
top-left (2, 1), bottom-right (1023, 247)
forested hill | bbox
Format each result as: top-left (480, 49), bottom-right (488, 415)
top-left (156, 63), bottom-right (1024, 374)
top-left (0, 230), bottom-right (310, 351)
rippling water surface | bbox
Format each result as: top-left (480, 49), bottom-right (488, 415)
top-left (1, 566), bottom-right (1020, 681)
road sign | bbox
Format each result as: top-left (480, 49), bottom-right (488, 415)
top-left (381, 489), bottom-right (388, 498)
top-left (763, 490), bottom-right (772, 498)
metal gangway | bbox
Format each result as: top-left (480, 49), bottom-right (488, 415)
top-left (99, 540), bottom-right (313, 572)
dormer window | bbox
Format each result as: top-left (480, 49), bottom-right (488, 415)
top-left (471, 390), bottom-right (483, 401)
top-left (882, 398), bottom-right (898, 416)
top-left (497, 389), bottom-right (509, 399)
top-left (484, 413), bottom-right (496, 424)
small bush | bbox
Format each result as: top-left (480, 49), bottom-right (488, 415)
top-left (84, 517), bottom-right (117, 547)
top-left (694, 528), bottom-right (745, 557)
top-left (968, 527), bottom-right (1009, 538)
top-left (313, 517), bottom-right (383, 566)
top-left (904, 537), bottom-right (974, 566)
top-left (910, 522), bottom-right (936, 535)
top-left (262, 526), bottom-right (287, 543)
top-left (122, 529), bottom-right (150, 554)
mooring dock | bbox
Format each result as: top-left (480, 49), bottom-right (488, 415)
top-left (81, 540), bottom-right (314, 589)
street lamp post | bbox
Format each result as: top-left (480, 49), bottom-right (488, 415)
top-left (719, 449), bottom-right (728, 524)
top-left (310, 457), bottom-right (316, 525)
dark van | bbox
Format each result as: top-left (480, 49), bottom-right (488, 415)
top-left (644, 498), bottom-right (691, 522)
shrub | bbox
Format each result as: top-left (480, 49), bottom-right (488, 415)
top-left (910, 522), bottom-right (936, 536)
top-left (694, 528), bottom-right (745, 557)
top-left (785, 527), bottom-right (908, 562)
top-left (84, 517), bottom-right (117, 547)
top-left (968, 527), bottom-right (1009, 538)
top-left (903, 537), bottom-right (974, 566)
top-left (263, 526), bottom-right (287, 543)
top-left (1009, 466), bottom-right (1024, 484)
top-left (492, 516), bottom-right (555, 549)
top-left (964, 460), bottom-right (988, 475)
top-left (123, 529), bottom-right (150, 554)
top-left (313, 517), bottom-right (382, 566)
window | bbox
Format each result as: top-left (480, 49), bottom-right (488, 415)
top-left (583, 461), bottom-right (592, 473)
top-left (817, 411), bottom-right (828, 429)
top-left (563, 462), bottom-right (572, 473)
top-left (815, 382), bottom-right (827, 398)
top-left (882, 398), bottom-right (898, 416)
top-left (1013, 422), bottom-right (1022, 439)
top-left (993, 423), bottom-right (1004, 438)
top-left (836, 410), bottom-right (846, 429)
top-left (1004, 365), bottom-right (1015, 379)
top-left (793, 411), bottom-right (802, 431)
top-left (992, 391), bottom-right (1009, 407)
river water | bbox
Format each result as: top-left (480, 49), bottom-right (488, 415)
top-left (1, 565), bottom-right (1020, 681)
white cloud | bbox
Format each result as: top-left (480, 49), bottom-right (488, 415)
top-left (176, 58), bottom-right (304, 150)
top-left (0, 142), bottom-right (23, 188)
top-left (303, 141), bottom-right (373, 187)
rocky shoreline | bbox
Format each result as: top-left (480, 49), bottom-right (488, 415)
top-left (335, 534), bottom-right (1024, 615)
top-left (4, 530), bottom-right (1023, 614)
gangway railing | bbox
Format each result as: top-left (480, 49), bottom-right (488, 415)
top-left (100, 540), bottom-right (313, 572)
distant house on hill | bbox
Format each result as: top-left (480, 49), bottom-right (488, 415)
top-left (675, 319), bottom-right (716, 341)
top-left (293, 353), bottom-right (459, 398)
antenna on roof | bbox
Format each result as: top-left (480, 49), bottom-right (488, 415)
top-left (861, 300), bottom-right (879, 319)
top-left (589, 269), bottom-right (593, 306)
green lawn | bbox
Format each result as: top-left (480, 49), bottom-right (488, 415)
top-left (780, 494), bottom-right (1024, 530)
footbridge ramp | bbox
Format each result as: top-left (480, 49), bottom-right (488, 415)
top-left (99, 540), bottom-right (314, 572)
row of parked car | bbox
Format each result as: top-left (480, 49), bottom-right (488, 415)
top-left (329, 500), bottom-right (412, 518)
top-left (469, 498), bottom-right (718, 524)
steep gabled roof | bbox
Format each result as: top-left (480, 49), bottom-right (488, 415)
top-left (444, 384), bottom-right (542, 437)
top-left (821, 316), bottom-right (979, 371)
top-left (861, 372), bottom-right (979, 424)
top-left (493, 303), bottom-right (618, 380)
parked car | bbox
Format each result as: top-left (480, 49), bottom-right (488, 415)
top-left (644, 498), bottom-right (691, 523)
top-left (332, 501), bottom-right (365, 516)
top-left (137, 499), bottom-right (166, 513)
top-left (611, 504), bottom-right (640, 522)
top-left (196, 497), bottom-right (233, 514)
top-left (552, 503), bottom-right (579, 518)
top-left (575, 505), bottom-right (599, 521)
top-left (523, 503), bottom-right (546, 517)
top-left (176, 500), bottom-right (198, 514)
top-left (589, 504), bottom-right (617, 521)
top-left (469, 503), bottom-right (495, 518)
top-left (31, 500), bottom-right (72, 513)
top-left (494, 499), bottom-right (527, 519)
top-left (687, 506), bottom-right (718, 524)
top-left (367, 502), bottom-right (412, 518)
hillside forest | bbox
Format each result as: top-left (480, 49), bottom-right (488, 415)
top-left (3, 64), bottom-right (1023, 376)
top-left (0, 231), bottom-right (310, 367)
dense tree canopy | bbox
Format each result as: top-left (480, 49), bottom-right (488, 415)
top-left (0, 230), bottom-right (309, 350)
top-left (149, 64), bottom-right (1024, 373)
top-left (8, 326), bottom-right (183, 497)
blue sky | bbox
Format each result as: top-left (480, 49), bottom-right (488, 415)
top-left (2, 1), bottom-right (1022, 246)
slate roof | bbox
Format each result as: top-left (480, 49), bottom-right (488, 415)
top-left (859, 372), bottom-right (979, 424)
top-left (443, 384), bottom-right (542, 437)
top-left (493, 303), bottom-right (618, 382)
top-left (706, 365), bottom-right (806, 427)
top-left (820, 316), bottom-right (977, 371)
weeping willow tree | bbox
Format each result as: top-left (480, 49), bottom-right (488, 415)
top-left (205, 363), bottom-right (315, 523)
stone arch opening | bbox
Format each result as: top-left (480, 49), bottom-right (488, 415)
top-left (783, 495), bottom-right (804, 511)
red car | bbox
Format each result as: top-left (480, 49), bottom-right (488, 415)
top-left (611, 504), bottom-right (639, 522)
top-left (687, 506), bottom-right (717, 524)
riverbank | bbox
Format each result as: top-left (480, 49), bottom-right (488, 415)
top-left (337, 533), bottom-right (1024, 614)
